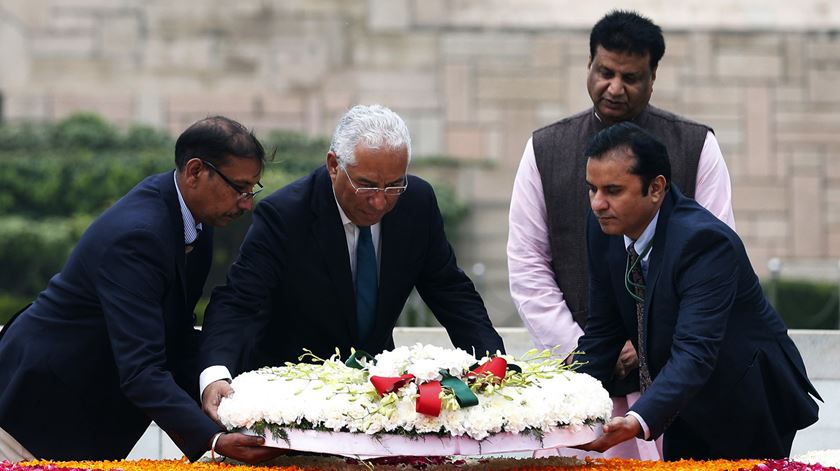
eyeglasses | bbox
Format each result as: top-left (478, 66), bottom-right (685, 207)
top-left (202, 160), bottom-right (263, 201)
top-left (341, 166), bottom-right (408, 196)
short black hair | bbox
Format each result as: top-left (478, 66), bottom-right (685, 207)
top-left (585, 122), bottom-right (670, 196)
top-left (174, 116), bottom-right (267, 170)
top-left (590, 10), bottom-right (665, 71)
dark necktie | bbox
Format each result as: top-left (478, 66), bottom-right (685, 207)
top-left (355, 225), bottom-right (378, 342)
top-left (185, 228), bottom-right (201, 254)
top-left (628, 243), bottom-right (652, 392)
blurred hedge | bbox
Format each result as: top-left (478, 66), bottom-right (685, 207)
top-left (763, 279), bottom-right (839, 329)
top-left (0, 215), bottom-right (93, 296)
top-left (0, 113), bottom-right (469, 325)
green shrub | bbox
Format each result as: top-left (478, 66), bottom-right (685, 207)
top-left (0, 121), bottom-right (54, 152)
top-left (763, 278), bottom-right (839, 329)
top-left (0, 215), bottom-right (93, 298)
top-left (263, 130), bottom-right (330, 174)
top-left (0, 113), bottom-right (173, 154)
top-left (124, 124), bottom-right (174, 150)
top-left (0, 153), bottom-right (173, 216)
top-left (53, 113), bottom-right (120, 150)
top-left (0, 294), bottom-right (32, 325)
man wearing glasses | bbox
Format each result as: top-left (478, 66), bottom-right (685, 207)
top-left (0, 116), bottom-right (279, 464)
top-left (199, 105), bottom-right (505, 431)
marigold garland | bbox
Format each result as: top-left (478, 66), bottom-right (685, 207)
top-left (4, 457), bottom-right (770, 471)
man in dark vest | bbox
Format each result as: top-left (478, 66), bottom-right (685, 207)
top-left (507, 10), bottom-right (735, 459)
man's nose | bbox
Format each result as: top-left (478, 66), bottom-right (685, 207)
top-left (368, 191), bottom-right (388, 211)
top-left (238, 197), bottom-right (255, 212)
top-left (607, 77), bottom-right (624, 96)
top-left (590, 192), bottom-right (607, 211)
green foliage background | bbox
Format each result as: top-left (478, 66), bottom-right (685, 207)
top-left (0, 113), bottom-right (837, 329)
top-left (0, 113), bottom-right (468, 324)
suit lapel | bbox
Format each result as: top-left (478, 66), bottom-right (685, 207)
top-left (643, 187), bottom-right (676, 325)
top-left (375, 201), bottom-right (403, 343)
top-left (160, 172), bottom-right (189, 306)
top-left (310, 168), bottom-right (359, 341)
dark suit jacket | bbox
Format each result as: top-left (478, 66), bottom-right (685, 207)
top-left (0, 172), bottom-right (221, 461)
top-left (578, 185), bottom-right (820, 460)
top-left (201, 166), bottom-right (504, 374)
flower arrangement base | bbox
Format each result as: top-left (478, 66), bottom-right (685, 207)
top-left (248, 425), bottom-right (602, 458)
top-left (221, 344), bottom-right (614, 460)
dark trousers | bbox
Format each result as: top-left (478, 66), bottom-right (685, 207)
top-left (663, 416), bottom-right (795, 461)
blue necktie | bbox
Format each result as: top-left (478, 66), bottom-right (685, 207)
top-left (355, 225), bottom-right (378, 342)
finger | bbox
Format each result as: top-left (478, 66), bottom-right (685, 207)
top-left (573, 439), bottom-right (597, 451)
top-left (230, 433), bottom-right (266, 446)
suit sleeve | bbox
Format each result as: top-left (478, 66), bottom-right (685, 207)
top-left (200, 200), bottom-right (287, 374)
top-left (414, 186), bottom-right (505, 356)
top-left (630, 229), bottom-right (738, 439)
top-left (96, 229), bottom-right (220, 461)
top-left (576, 212), bottom-right (627, 383)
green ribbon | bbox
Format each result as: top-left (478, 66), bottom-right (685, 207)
top-left (440, 372), bottom-right (479, 408)
top-left (345, 350), bottom-right (375, 369)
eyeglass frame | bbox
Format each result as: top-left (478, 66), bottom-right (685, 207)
top-left (201, 159), bottom-right (264, 201)
top-left (340, 165), bottom-right (408, 196)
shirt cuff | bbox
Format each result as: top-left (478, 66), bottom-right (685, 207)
top-left (200, 365), bottom-right (233, 398)
top-left (626, 411), bottom-right (650, 440)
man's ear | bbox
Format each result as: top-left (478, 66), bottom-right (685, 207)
top-left (183, 158), bottom-right (203, 187)
top-left (649, 175), bottom-right (667, 203)
top-left (326, 151), bottom-right (339, 175)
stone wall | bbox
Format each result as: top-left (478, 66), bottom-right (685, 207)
top-left (2, 0), bottom-right (840, 325)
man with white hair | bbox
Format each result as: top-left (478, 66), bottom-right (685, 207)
top-left (199, 105), bottom-right (505, 432)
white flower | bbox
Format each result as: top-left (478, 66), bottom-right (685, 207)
top-left (217, 345), bottom-right (612, 441)
top-left (796, 449), bottom-right (840, 468)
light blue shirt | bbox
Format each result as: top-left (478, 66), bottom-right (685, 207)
top-left (173, 171), bottom-right (202, 245)
top-left (622, 209), bottom-right (659, 440)
top-left (623, 210), bottom-right (659, 278)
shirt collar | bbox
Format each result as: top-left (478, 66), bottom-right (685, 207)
top-left (173, 170), bottom-right (202, 245)
top-left (623, 209), bottom-right (659, 261)
top-left (332, 188), bottom-right (353, 227)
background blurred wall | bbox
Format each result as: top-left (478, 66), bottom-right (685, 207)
top-left (2, 0), bottom-right (840, 326)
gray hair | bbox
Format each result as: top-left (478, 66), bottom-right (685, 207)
top-left (330, 104), bottom-right (412, 167)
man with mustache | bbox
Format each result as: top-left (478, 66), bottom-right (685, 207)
top-left (0, 117), bottom-right (278, 463)
top-left (507, 10), bottom-right (736, 458)
top-left (199, 105), bottom-right (505, 442)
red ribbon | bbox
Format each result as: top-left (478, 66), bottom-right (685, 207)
top-left (368, 357), bottom-right (507, 417)
top-left (468, 356), bottom-right (507, 382)
top-left (416, 381), bottom-right (443, 416)
top-left (370, 374), bottom-right (415, 395)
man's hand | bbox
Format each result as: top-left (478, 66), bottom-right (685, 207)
top-left (613, 340), bottom-right (639, 380)
top-left (202, 380), bottom-right (234, 426)
top-left (577, 415), bottom-right (642, 453)
top-left (213, 432), bottom-right (287, 464)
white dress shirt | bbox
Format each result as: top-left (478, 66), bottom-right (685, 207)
top-left (173, 171), bottom-right (202, 245)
